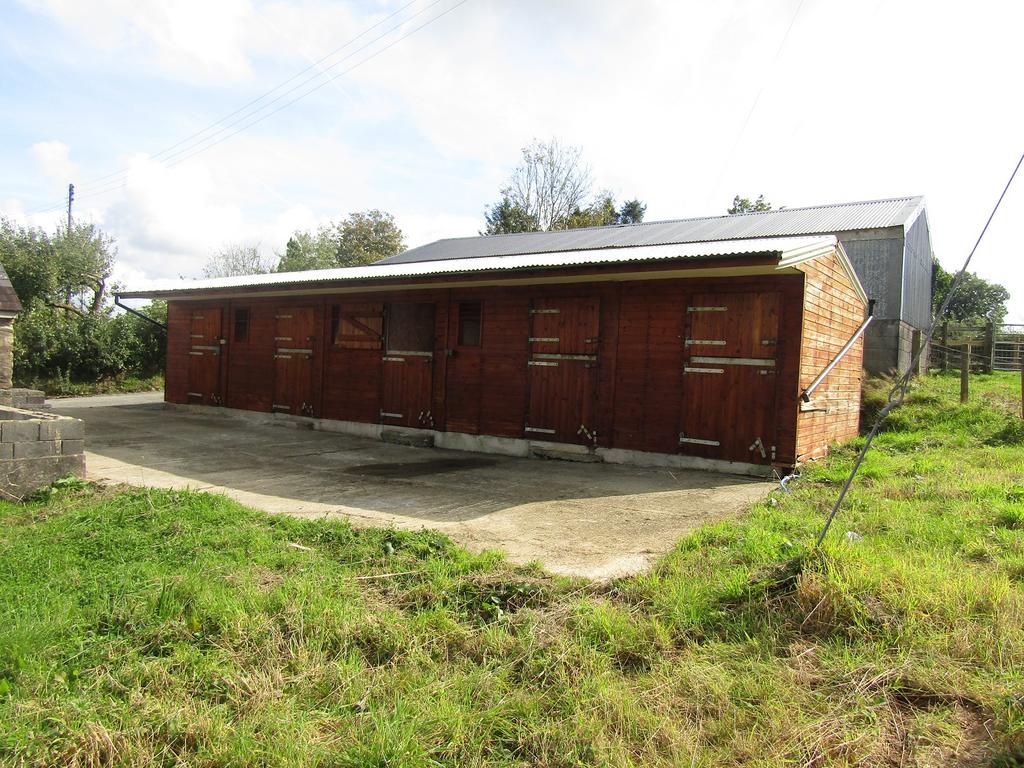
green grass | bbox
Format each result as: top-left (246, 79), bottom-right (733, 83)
top-left (15, 374), bottom-right (165, 398)
top-left (1, 372), bottom-right (1023, 766)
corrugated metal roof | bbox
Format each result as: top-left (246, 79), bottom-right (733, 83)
top-left (378, 196), bottom-right (924, 265)
top-left (119, 235), bottom-right (837, 299)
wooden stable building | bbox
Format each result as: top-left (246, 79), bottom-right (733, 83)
top-left (122, 233), bottom-right (870, 476)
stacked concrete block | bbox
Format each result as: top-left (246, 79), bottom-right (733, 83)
top-left (0, 407), bottom-right (86, 500)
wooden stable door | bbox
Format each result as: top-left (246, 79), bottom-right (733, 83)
top-left (380, 303), bottom-right (435, 429)
top-left (187, 307), bottom-right (222, 405)
top-left (272, 307), bottom-right (317, 416)
top-left (525, 297), bottom-right (600, 445)
top-left (679, 292), bottom-right (780, 465)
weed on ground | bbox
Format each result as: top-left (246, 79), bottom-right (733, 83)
top-left (0, 372), bottom-right (1022, 766)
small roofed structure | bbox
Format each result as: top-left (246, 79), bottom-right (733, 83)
top-left (122, 232), bottom-right (869, 476)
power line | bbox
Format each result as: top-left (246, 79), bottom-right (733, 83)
top-left (159, 0), bottom-right (470, 171)
top-left (814, 149), bottom-right (1024, 548)
top-left (708, 0), bottom-right (806, 206)
top-left (77, 0), bottom-right (428, 193)
top-left (25, 0), bottom-right (464, 215)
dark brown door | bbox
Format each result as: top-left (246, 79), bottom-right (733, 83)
top-left (272, 306), bottom-right (317, 416)
top-left (380, 303), bottom-right (435, 428)
top-left (525, 297), bottom-right (600, 444)
top-left (444, 300), bottom-right (484, 434)
top-left (187, 307), bottom-right (222, 404)
top-left (678, 291), bottom-right (780, 464)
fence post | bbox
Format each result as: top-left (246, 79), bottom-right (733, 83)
top-left (984, 321), bottom-right (995, 373)
top-left (961, 343), bottom-right (970, 403)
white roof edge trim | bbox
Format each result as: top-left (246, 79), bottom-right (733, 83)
top-left (118, 235), bottom-right (838, 298)
top-left (777, 240), bottom-right (869, 307)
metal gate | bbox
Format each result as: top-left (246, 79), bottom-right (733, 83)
top-left (380, 303), bottom-right (435, 428)
top-left (525, 297), bottom-right (600, 445)
top-left (272, 306), bottom-right (317, 416)
top-left (187, 307), bottom-right (222, 405)
top-left (678, 291), bottom-right (780, 465)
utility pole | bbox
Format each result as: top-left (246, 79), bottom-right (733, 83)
top-left (66, 183), bottom-right (74, 231)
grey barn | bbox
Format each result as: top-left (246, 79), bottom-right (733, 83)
top-left (383, 196), bottom-right (932, 373)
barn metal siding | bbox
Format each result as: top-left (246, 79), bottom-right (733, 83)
top-left (902, 212), bottom-right (933, 328)
top-left (838, 234), bottom-right (904, 321)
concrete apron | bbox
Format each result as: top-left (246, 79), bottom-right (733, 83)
top-left (52, 394), bottom-right (773, 580)
top-left (172, 402), bottom-right (777, 478)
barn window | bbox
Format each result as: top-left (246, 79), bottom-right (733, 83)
top-left (233, 308), bottom-right (249, 343)
top-left (386, 303), bottom-right (435, 352)
top-left (457, 302), bottom-right (482, 346)
top-left (331, 303), bottom-right (383, 349)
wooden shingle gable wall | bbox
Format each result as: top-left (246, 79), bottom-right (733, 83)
top-left (793, 248), bottom-right (868, 462)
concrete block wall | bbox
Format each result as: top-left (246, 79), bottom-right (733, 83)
top-left (0, 406), bottom-right (86, 500)
top-left (863, 320), bottom-right (924, 375)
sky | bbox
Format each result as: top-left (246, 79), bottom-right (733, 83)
top-left (0, 0), bottom-right (1021, 321)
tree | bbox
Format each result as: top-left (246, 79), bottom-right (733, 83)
top-left (0, 218), bottom-right (115, 316)
top-left (617, 199), bottom-right (647, 225)
top-left (276, 210), bottom-right (405, 272)
top-left (932, 259), bottom-right (1009, 323)
top-left (483, 141), bottom-right (646, 234)
top-left (482, 198), bottom-right (540, 235)
top-left (334, 210), bottom-right (405, 266)
top-left (201, 243), bottom-right (271, 278)
top-left (0, 217), bottom-right (165, 386)
top-left (728, 194), bottom-right (772, 214)
top-left (501, 138), bottom-right (593, 231)
top-left (276, 230), bottom-right (336, 272)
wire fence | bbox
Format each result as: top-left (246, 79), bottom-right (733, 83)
top-left (930, 322), bottom-right (1024, 372)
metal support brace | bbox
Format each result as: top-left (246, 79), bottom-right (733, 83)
top-left (800, 300), bottom-right (875, 403)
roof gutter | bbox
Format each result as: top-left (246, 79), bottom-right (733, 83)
top-left (800, 299), bottom-right (874, 403)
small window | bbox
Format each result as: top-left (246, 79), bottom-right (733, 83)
top-left (387, 303), bottom-right (435, 352)
top-left (233, 308), bottom-right (249, 343)
top-left (457, 302), bottom-right (482, 347)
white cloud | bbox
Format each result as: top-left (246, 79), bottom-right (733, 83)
top-left (19, 0), bottom-right (255, 82)
top-left (5, 0), bottom-right (1024, 322)
top-left (30, 140), bottom-right (77, 188)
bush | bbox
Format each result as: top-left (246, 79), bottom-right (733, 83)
top-left (12, 300), bottom-right (166, 385)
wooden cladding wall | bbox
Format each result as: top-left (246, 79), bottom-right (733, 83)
top-left (163, 262), bottom-right (859, 468)
top-left (794, 252), bottom-right (868, 462)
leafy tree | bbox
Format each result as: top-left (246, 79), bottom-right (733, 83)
top-left (276, 210), bottom-right (405, 271)
top-left (0, 218), bottom-right (165, 385)
top-left (0, 218), bottom-right (114, 315)
top-left (561, 193), bottom-right (648, 229)
top-left (482, 198), bottom-right (540, 235)
top-left (276, 231), bottom-right (336, 272)
top-left (201, 243), bottom-right (271, 278)
top-left (932, 259), bottom-right (1009, 322)
top-left (617, 198), bottom-right (647, 224)
top-left (500, 138), bottom-right (593, 231)
top-left (728, 194), bottom-right (773, 214)
top-left (334, 210), bottom-right (405, 266)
